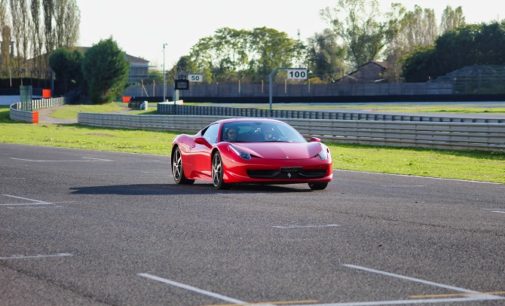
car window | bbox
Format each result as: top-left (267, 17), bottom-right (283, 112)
top-left (221, 121), bottom-right (306, 143)
top-left (202, 123), bottom-right (219, 144)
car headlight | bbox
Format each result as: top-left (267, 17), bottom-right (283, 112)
top-left (229, 144), bottom-right (251, 160)
top-left (317, 147), bottom-right (329, 160)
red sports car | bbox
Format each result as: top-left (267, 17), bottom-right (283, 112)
top-left (171, 118), bottom-right (333, 190)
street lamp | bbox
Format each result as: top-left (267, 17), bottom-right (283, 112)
top-left (162, 43), bottom-right (168, 102)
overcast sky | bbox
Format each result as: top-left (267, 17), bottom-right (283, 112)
top-left (76, 0), bottom-right (503, 69)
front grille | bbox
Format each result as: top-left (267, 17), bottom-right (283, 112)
top-left (247, 168), bottom-right (327, 179)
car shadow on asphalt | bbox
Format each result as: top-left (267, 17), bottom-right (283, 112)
top-left (70, 183), bottom-right (312, 195)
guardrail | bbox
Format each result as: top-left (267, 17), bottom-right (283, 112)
top-left (157, 104), bottom-right (505, 124)
top-left (9, 97), bottom-right (64, 123)
top-left (78, 113), bottom-right (505, 152)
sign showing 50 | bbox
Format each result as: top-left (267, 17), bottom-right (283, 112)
top-left (188, 74), bottom-right (203, 82)
top-left (287, 69), bottom-right (308, 80)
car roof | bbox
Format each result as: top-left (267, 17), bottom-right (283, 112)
top-left (216, 118), bottom-right (285, 125)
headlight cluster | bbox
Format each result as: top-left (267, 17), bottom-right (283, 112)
top-left (317, 147), bottom-right (330, 160)
top-left (229, 144), bottom-right (251, 160)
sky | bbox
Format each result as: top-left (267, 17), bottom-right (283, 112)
top-left (76, 0), bottom-right (503, 70)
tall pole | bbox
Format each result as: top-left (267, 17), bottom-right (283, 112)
top-left (162, 43), bottom-right (167, 102)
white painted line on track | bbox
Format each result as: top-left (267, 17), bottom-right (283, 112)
top-left (138, 273), bottom-right (251, 305)
top-left (334, 169), bottom-right (505, 186)
top-left (0, 202), bottom-right (54, 206)
top-left (7, 205), bottom-right (63, 209)
top-left (288, 295), bottom-right (503, 306)
top-left (273, 224), bottom-right (340, 229)
top-left (0, 253), bottom-right (73, 260)
top-left (1, 194), bottom-right (50, 204)
top-left (491, 211), bottom-right (505, 214)
top-left (10, 157), bottom-right (112, 163)
top-left (343, 264), bottom-right (480, 294)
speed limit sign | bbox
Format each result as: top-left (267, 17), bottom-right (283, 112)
top-left (286, 69), bottom-right (307, 80)
top-left (188, 74), bottom-right (203, 82)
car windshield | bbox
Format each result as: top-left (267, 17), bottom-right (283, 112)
top-left (221, 121), bottom-right (306, 143)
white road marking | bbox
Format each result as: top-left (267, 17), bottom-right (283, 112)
top-left (138, 273), bottom-right (249, 305)
top-left (10, 157), bottom-right (112, 163)
top-left (483, 209), bottom-right (505, 214)
top-left (288, 295), bottom-right (503, 306)
top-left (0, 253), bottom-right (73, 260)
top-left (343, 264), bottom-right (480, 294)
top-left (1, 194), bottom-right (50, 204)
top-left (334, 170), bottom-right (505, 186)
top-left (272, 224), bottom-right (340, 229)
top-left (7, 205), bottom-right (63, 209)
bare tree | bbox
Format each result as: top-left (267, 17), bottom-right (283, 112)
top-left (321, 0), bottom-right (391, 69)
top-left (42, 0), bottom-right (54, 54)
top-left (19, 0), bottom-right (31, 77)
top-left (9, 0), bottom-right (23, 75)
top-left (0, 0), bottom-right (11, 77)
top-left (383, 4), bottom-right (439, 81)
top-left (54, 0), bottom-right (79, 48)
top-left (31, 0), bottom-right (44, 77)
top-left (440, 6), bottom-right (465, 34)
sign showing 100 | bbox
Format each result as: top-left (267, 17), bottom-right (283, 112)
top-left (287, 69), bottom-right (307, 80)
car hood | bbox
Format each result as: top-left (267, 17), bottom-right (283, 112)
top-left (232, 142), bottom-right (323, 160)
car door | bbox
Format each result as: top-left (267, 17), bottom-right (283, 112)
top-left (192, 123), bottom-right (219, 179)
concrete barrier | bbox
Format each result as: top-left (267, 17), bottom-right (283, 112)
top-left (78, 113), bottom-right (505, 152)
top-left (9, 97), bottom-right (64, 123)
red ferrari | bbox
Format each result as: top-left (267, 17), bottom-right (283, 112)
top-left (171, 118), bottom-right (333, 190)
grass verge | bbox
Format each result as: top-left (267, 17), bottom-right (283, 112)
top-left (1, 106), bottom-right (504, 184)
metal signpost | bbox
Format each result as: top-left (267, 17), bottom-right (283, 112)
top-left (269, 68), bottom-right (308, 114)
top-left (162, 43), bottom-right (168, 102)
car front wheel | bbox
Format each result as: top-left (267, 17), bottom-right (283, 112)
top-left (172, 147), bottom-right (194, 185)
top-left (212, 152), bottom-right (228, 189)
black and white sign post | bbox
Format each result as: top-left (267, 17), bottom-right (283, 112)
top-left (269, 68), bottom-right (308, 115)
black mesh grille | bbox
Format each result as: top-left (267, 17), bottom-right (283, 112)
top-left (247, 168), bottom-right (326, 179)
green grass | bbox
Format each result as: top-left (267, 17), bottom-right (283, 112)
top-left (49, 102), bottom-right (157, 119)
top-left (1, 106), bottom-right (504, 184)
top-left (50, 102), bottom-right (128, 119)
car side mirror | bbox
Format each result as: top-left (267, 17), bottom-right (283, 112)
top-left (195, 137), bottom-right (210, 146)
top-left (309, 137), bottom-right (321, 142)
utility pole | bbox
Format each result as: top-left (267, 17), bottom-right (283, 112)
top-left (162, 43), bottom-right (167, 101)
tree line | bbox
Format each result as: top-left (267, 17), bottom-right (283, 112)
top-left (169, 0), bottom-right (467, 83)
top-left (0, 0), bottom-right (79, 79)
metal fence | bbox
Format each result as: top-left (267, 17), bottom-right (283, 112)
top-left (157, 104), bottom-right (505, 124)
top-left (124, 81), bottom-right (454, 98)
top-left (9, 97), bottom-right (64, 123)
top-left (78, 113), bottom-right (505, 152)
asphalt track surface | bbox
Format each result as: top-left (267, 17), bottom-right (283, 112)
top-left (0, 143), bottom-right (504, 306)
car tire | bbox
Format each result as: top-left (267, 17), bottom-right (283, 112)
top-left (172, 147), bottom-right (194, 185)
top-left (308, 182), bottom-right (328, 190)
top-left (212, 152), bottom-right (229, 190)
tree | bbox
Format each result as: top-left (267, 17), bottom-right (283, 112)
top-left (383, 4), bottom-right (439, 81)
top-left (30, 0), bottom-right (45, 77)
top-left (306, 29), bottom-right (346, 82)
top-left (82, 38), bottom-right (129, 103)
top-left (0, 0), bottom-right (10, 78)
top-left (53, 0), bottom-right (79, 48)
top-left (402, 22), bottom-right (505, 82)
top-left (440, 6), bottom-right (465, 34)
top-left (42, 0), bottom-right (54, 54)
top-left (321, 0), bottom-right (392, 69)
top-left (182, 27), bottom-right (304, 82)
top-left (49, 47), bottom-right (82, 94)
